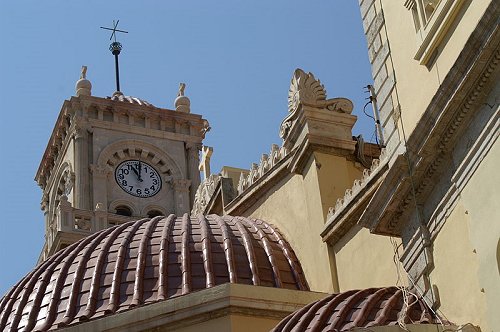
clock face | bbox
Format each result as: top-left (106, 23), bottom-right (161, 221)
top-left (115, 160), bottom-right (162, 198)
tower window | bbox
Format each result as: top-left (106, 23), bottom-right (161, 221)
top-left (115, 205), bottom-right (132, 217)
top-left (147, 210), bottom-right (163, 218)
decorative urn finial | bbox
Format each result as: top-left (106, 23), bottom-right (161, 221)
top-left (175, 82), bottom-right (191, 113)
top-left (75, 65), bottom-right (92, 97)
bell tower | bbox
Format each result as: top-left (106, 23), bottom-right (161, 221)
top-left (35, 67), bottom-right (209, 262)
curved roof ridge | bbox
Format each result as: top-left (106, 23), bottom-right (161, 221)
top-left (107, 93), bottom-right (154, 107)
top-left (271, 286), bottom-right (441, 332)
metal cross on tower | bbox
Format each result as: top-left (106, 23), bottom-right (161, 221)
top-left (100, 20), bottom-right (128, 93)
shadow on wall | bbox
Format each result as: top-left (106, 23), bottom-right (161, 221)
top-left (497, 239), bottom-right (500, 275)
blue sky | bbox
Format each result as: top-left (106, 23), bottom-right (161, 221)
top-left (0, 1), bottom-right (374, 295)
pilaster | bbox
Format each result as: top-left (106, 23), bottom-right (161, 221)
top-left (90, 164), bottom-right (111, 217)
top-left (72, 124), bottom-right (90, 210)
top-left (173, 179), bottom-right (192, 215)
top-left (186, 143), bottom-right (202, 207)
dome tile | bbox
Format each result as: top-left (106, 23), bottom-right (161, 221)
top-left (271, 287), bottom-right (441, 332)
top-left (0, 214), bottom-right (308, 331)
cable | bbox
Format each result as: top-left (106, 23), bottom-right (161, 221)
top-left (390, 236), bottom-right (410, 331)
top-left (363, 98), bottom-right (381, 146)
top-left (363, 100), bottom-right (376, 121)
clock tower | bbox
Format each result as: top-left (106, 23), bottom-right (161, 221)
top-left (35, 68), bottom-right (209, 261)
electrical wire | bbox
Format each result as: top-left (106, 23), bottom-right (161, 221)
top-left (391, 236), bottom-right (410, 331)
top-left (363, 100), bottom-right (376, 121)
top-left (363, 98), bottom-right (380, 146)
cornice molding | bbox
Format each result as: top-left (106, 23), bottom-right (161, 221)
top-left (361, 4), bottom-right (500, 236)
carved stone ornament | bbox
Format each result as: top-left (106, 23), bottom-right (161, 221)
top-left (279, 68), bottom-right (354, 139)
top-left (63, 171), bottom-right (75, 195)
top-left (287, 69), bottom-right (327, 113)
top-left (191, 174), bottom-right (221, 215)
top-left (237, 144), bottom-right (288, 194)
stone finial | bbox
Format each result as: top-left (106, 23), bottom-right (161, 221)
top-left (175, 82), bottom-right (190, 113)
top-left (75, 66), bottom-right (92, 97)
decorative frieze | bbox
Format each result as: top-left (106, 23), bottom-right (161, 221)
top-left (326, 148), bottom-right (387, 221)
top-left (237, 144), bottom-right (289, 194)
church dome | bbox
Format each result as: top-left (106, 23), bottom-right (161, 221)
top-left (107, 91), bottom-right (154, 107)
top-left (271, 287), bottom-right (439, 332)
top-left (0, 214), bottom-right (308, 331)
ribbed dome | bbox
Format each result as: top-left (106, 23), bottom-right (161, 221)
top-left (271, 287), bottom-right (438, 332)
top-left (107, 92), bottom-right (153, 107)
top-left (0, 214), bottom-right (308, 331)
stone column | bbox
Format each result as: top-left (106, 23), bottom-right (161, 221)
top-left (72, 124), bottom-right (90, 210)
top-left (186, 143), bottom-right (202, 207)
top-left (90, 164), bottom-right (110, 219)
top-left (173, 179), bottom-right (191, 215)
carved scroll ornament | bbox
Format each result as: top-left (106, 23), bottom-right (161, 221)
top-left (279, 68), bottom-right (354, 140)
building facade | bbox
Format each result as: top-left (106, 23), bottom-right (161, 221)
top-left (0, 1), bottom-right (498, 331)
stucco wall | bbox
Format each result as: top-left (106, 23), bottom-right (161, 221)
top-left (430, 200), bottom-right (488, 329)
top-left (243, 156), bottom-right (338, 293)
top-left (314, 152), bottom-right (363, 219)
top-left (378, 0), bottom-right (489, 136)
top-left (240, 152), bottom-right (383, 294)
top-left (334, 224), bottom-right (404, 291)
top-left (460, 137), bottom-right (499, 330)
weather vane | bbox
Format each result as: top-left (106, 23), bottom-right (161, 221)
top-left (100, 20), bottom-right (128, 93)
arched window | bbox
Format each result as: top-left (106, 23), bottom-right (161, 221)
top-left (115, 205), bottom-right (132, 217)
top-left (147, 210), bottom-right (163, 218)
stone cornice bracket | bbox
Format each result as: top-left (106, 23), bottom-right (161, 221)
top-left (40, 193), bottom-right (49, 211)
top-left (201, 119), bottom-right (211, 138)
top-left (185, 142), bottom-right (203, 152)
top-left (280, 68), bottom-right (353, 141)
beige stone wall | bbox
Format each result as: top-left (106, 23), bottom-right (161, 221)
top-left (430, 201), bottom-right (487, 329)
top-left (334, 225), bottom-right (405, 291)
top-left (239, 152), bottom-right (397, 294)
top-left (243, 157), bottom-right (338, 293)
top-left (378, 0), bottom-right (490, 135)
top-left (460, 138), bottom-right (500, 331)
top-left (91, 127), bottom-right (187, 214)
top-left (430, 138), bottom-right (500, 331)
top-left (311, 152), bottom-right (402, 292)
top-left (314, 152), bottom-right (363, 219)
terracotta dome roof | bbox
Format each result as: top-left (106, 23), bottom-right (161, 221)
top-left (0, 214), bottom-right (308, 331)
top-left (271, 287), bottom-right (438, 332)
top-left (107, 92), bottom-right (153, 106)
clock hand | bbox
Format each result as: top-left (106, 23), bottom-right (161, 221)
top-left (130, 165), bottom-right (140, 178)
top-left (136, 162), bottom-right (143, 182)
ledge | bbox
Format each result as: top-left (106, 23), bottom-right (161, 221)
top-left (58, 283), bottom-right (328, 332)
